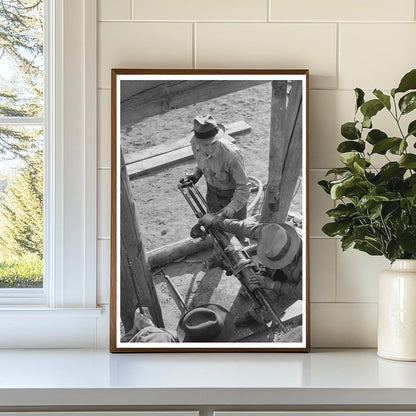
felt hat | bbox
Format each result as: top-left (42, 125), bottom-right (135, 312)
top-left (257, 223), bottom-right (301, 269)
top-left (177, 304), bottom-right (233, 342)
top-left (189, 115), bottom-right (225, 145)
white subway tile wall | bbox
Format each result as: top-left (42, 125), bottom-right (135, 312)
top-left (99, 0), bottom-right (131, 21)
top-left (270, 0), bottom-right (414, 22)
top-left (196, 23), bottom-right (338, 89)
top-left (132, 0), bottom-right (269, 21)
top-left (96, 0), bottom-right (416, 347)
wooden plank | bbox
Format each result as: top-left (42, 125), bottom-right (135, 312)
top-left (120, 153), bottom-right (164, 331)
top-left (121, 80), bottom-right (267, 127)
top-left (127, 121), bottom-right (250, 179)
top-left (125, 120), bottom-right (249, 165)
top-left (261, 80), bottom-right (303, 223)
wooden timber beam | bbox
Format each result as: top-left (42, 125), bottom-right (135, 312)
top-left (148, 236), bottom-right (213, 270)
top-left (261, 80), bottom-right (303, 224)
top-left (119, 153), bottom-right (164, 331)
top-left (120, 80), bottom-right (267, 127)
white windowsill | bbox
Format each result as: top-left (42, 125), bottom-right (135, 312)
top-left (0, 307), bottom-right (103, 348)
top-left (0, 307), bottom-right (102, 316)
top-left (0, 348), bottom-right (415, 410)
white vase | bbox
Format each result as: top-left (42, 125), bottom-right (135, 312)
top-left (378, 259), bottom-right (416, 361)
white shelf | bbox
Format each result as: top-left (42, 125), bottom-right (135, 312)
top-left (0, 348), bottom-right (416, 409)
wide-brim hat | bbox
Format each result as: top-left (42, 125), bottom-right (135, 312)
top-left (257, 223), bottom-right (301, 269)
top-left (177, 304), bottom-right (233, 342)
top-left (189, 114), bottom-right (225, 145)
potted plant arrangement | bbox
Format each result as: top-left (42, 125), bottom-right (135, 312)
top-left (319, 68), bottom-right (416, 361)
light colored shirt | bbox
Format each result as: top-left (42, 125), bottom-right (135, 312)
top-left (191, 137), bottom-right (251, 212)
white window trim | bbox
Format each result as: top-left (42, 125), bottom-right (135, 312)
top-left (0, 0), bottom-right (100, 348)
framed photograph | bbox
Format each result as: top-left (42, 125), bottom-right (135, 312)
top-left (110, 69), bottom-right (310, 352)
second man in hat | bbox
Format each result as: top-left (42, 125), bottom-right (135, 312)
top-left (185, 115), bottom-right (251, 228)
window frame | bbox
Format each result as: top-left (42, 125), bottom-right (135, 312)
top-left (0, 0), bottom-right (100, 348)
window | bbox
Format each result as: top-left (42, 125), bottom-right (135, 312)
top-left (0, 0), bottom-right (100, 348)
top-left (0, 0), bottom-right (45, 294)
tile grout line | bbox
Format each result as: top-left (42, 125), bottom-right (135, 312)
top-left (98, 19), bottom-right (415, 24)
top-left (336, 22), bottom-right (340, 90)
top-left (193, 22), bottom-right (197, 69)
top-left (267, 0), bottom-right (271, 22)
top-left (130, 0), bottom-right (133, 20)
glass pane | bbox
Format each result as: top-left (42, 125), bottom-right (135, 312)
top-left (0, 0), bottom-right (44, 117)
top-left (0, 126), bottom-right (43, 288)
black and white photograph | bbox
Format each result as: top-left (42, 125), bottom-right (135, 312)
top-left (110, 70), bottom-right (309, 352)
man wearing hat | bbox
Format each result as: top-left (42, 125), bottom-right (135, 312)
top-left (185, 115), bottom-right (251, 227)
top-left (199, 213), bottom-right (303, 300)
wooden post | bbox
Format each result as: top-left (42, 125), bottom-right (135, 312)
top-left (261, 80), bottom-right (303, 224)
top-left (120, 152), bottom-right (164, 332)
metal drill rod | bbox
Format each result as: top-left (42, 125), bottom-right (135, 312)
top-left (160, 269), bottom-right (189, 314)
top-left (189, 182), bottom-right (210, 211)
top-left (255, 290), bottom-right (288, 333)
top-left (177, 184), bottom-right (200, 217)
top-left (186, 185), bottom-right (207, 216)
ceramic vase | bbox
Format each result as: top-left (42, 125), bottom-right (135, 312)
top-left (378, 259), bottom-right (416, 361)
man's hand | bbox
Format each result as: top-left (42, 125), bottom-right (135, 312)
top-left (219, 206), bottom-right (234, 218)
top-left (180, 174), bottom-right (199, 184)
top-left (257, 274), bottom-right (276, 291)
top-left (199, 213), bottom-right (216, 228)
top-left (190, 223), bottom-right (206, 239)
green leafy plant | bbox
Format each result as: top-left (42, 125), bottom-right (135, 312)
top-left (319, 69), bottom-right (416, 262)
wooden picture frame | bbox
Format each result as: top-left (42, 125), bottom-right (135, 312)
top-left (110, 69), bottom-right (310, 352)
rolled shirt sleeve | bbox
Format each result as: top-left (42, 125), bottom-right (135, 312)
top-left (214, 217), bottom-right (263, 240)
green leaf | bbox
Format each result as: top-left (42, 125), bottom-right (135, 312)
top-left (373, 89), bottom-right (391, 110)
top-left (326, 203), bottom-right (357, 220)
top-left (366, 129), bottom-right (387, 145)
top-left (389, 139), bottom-right (408, 155)
top-left (341, 122), bottom-right (361, 140)
top-left (363, 115), bottom-right (372, 129)
top-left (407, 120), bottom-right (416, 138)
top-left (339, 152), bottom-right (360, 167)
top-left (330, 175), bottom-right (367, 200)
top-left (369, 203), bottom-right (383, 219)
top-left (318, 180), bottom-right (331, 194)
top-left (353, 224), bottom-right (374, 240)
top-left (353, 158), bottom-right (366, 174)
top-left (360, 99), bottom-right (384, 119)
top-left (354, 241), bottom-right (383, 256)
top-left (386, 240), bottom-right (403, 262)
top-left (399, 92), bottom-right (416, 115)
top-left (395, 69), bottom-right (416, 94)
top-left (355, 88), bottom-right (365, 110)
top-left (378, 162), bottom-right (406, 181)
top-left (322, 221), bottom-right (351, 237)
top-left (325, 167), bottom-right (352, 176)
top-left (399, 154), bottom-right (416, 169)
top-left (371, 137), bottom-right (402, 154)
top-left (398, 226), bottom-right (416, 255)
top-left (341, 235), bottom-right (355, 251)
top-left (337, 140), bottom-right (365, 153)
top-left (357, 195), bottom-right (389, 212)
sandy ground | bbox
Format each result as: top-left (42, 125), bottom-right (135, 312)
top-left (121, 83), bottom-right (303, 343)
